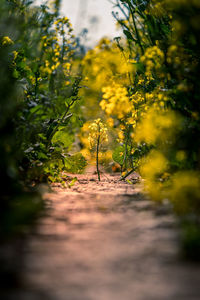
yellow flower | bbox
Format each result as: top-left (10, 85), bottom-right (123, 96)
top-left (100, 82), bottom-right (133, 120)
top-left (106, 117), bottom-right (114, 127)
top-left (88, 119), bottom-right (108, 148)
top-left (64, 62), bottom-right (71, 70)
top-left (12, 51), bottom-right (18, 59)
top-left (140, 45), bottom-right (164, 77)
top-left (135, 108), bottom-right (181, 145)
top-left (2, 36), bottom-right (14, 46)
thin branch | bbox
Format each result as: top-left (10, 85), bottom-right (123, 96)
top-left (119, 168), bottom-right (135, 181)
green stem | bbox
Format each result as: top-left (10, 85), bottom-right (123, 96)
top-left (34, 70), bottom-right (39, 99)
top-left (129, 5), bottom-right (144, 55)
top-left (46, 97), bottom-right (76, 148)
top-left (96, 134), bottom-right (100, 181)
top-left (119, 168), bottom-right (135, 181)
top-left (61, 23), bottom-right (65, 63)
top-left (122, 128), bottom-right (129, 171)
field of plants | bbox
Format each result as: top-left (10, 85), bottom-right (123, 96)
top-left (1, 0), bottom-right (200, 262)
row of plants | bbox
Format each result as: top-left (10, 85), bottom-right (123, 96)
top-left (80, 0), bottom-right (200, 258)
top-left (0, 0), bottom-right (87, 237)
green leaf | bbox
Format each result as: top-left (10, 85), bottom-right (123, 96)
top-left (126, 179), bottom-right (133, 185)
top-left (30, 104), bottom-right (42, 114)
top-left (68, 177), bottom-right (77, 188)
top-left (64, 153), bottom-right (87, 174)
top-left (38, 152), bottom-right (48, 160)
top-left (38, 133), bottom-right (47, 141)
top-left (112, 145), bottom-right (126, 166)
top-left (52, 130), bottom-right (74, 149)
top-left (123, 29), bottom-right (134, 41)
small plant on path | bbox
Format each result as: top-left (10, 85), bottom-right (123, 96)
top-left (88, 119), bottom-right (108, 181)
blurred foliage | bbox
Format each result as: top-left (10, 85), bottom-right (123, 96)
top-left (0, 0), bottom-right (86, 237)
top-left (64, 153), bottom-right (87, 174)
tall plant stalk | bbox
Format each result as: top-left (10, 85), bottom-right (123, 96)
top-left (88, 119), bottom-right (108, 182)
top-left (96, 132), bottom-right (100, 181)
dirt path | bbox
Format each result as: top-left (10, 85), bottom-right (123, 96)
top-left (4, 173), bottom-right (200, 300)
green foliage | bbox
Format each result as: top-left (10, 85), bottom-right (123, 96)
top-left (52, 129), bottom-right (74, 149)
top-left (112, 143), bottom-right (150, 175)
top-left (112, 145), bottom-right (126, 166)
top-left (131, 143), bottom-right (151, 169)
top-left (64, 153), bottom-right (87, 174)
top-left (0, 0), bottom-right (44, 238)
top-left (11, 0), bottom-right (84, 183)
top-left (68, 177), bottom-right (78, 188)
top-left (0, 0), bottom-right (86, 237)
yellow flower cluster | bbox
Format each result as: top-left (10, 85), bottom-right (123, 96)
top-left (167, 44), bottom-right (182, 65)
top-left (39, 35), bottom-right (62, 76)
top-left (1, 36), bottom-right (14, 46)
top-left (139, 149), bottom-right (169, 201)
top-left (135, 107), bottom-right (180, 145)
top-left (116, 128), bottom-right (125, 142)
top-left (38, 17), bottom-right (74, 82)
top-left (82, 38), bottom-right (134, 91)
top-left (54, 17), bottom-right (73, 33)
top-left (100, 83), bottom-right (133, 119)
top-left (88, 119), bottom-right (108, 148)
top-left (130, 91), bottom-right (145, 106)
top-left (79, 121), bottom-right (111, 164)
top-left (12, 50), bottom-right (18, 60)
top-left (141, 45), bottom-right (164, 79)
top-left (63, 62), bottom-right (71, 77)
top-left (146, 89), bottom-right (169, 108)
top-left (141, 150), bottom-right (168, 180)
top-left (141, 152), bottom-right (200, 209)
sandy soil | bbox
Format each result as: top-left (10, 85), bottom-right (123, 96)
top-left (2, 171), bottom-right (200, 300)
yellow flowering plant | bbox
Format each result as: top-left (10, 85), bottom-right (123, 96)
top-left (88, 119), bottom-right (108, 181)
top-left (4, 0), bottom-right (86, 186)
top-left (1, 36), bottom-right (14, 46)
top-left (112, 0), bottom-right (200, 257)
